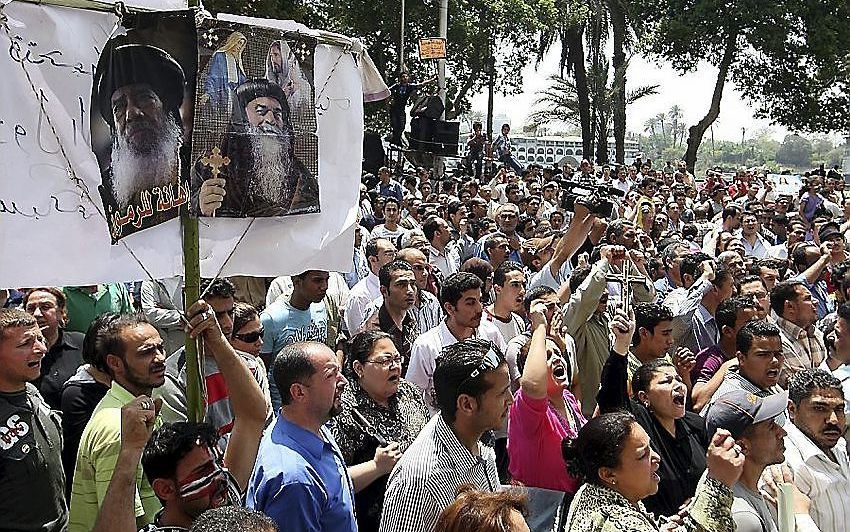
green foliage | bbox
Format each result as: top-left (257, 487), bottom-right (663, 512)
top-left (775, 134), bottom-right (813, 168)
top-left (632, 0), bottom-right (850, 140)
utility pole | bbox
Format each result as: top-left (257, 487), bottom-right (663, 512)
top-left (438, 0), bottom-right (447, 119)
top-left (398, 0), bottom-right (405, 72)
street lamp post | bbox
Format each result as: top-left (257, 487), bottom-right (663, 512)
top-left (438, 0), bottom-right (447, 119)
top-left (399, 0), bottom-right (405, 72)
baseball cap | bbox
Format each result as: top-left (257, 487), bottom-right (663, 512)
top-left (705, 389), bottom-right (788, 440)
top-left (818, 221), bottom-right (843, 242)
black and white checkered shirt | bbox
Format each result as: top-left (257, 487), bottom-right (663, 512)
top-left (379, 414), bottom-right (499, 532)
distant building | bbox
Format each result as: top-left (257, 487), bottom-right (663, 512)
top-left (511, 135), bottom-right (640, 167)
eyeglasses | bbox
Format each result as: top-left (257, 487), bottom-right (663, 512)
top-left (365, 355), bottom-right (404, 369)
top-left (233, 327), bottom-right (264, 343)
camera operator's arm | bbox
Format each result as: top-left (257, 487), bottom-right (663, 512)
top-left (548, 203), bottom-right (596, 279)
top-left (186, 300), bottom-right (267, 490)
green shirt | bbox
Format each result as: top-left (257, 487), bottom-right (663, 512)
top-left (63, 284), bottom-right (134, 333)
top-left (68, 382), bottom-right (168, 532)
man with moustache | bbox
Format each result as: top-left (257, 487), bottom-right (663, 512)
top-left (247, 341), bottom-right (356, 532)
top-left (69, 313), bottom-right (180, 531)
top-left (775, 369), bottom-right (850, 532)
top-left (706, 389), bottom-right (820, 532)
top-left (88, 298), bottom-right (268, 532)
top-left (0, 309), bottom-right (67, 532)
top-left (96, 44), bottom-right (186, 213)
top-left (194, 78), bottom-right (318, 217)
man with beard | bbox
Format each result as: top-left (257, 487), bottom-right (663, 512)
top-left (96, 44), bottom-right (185, 219)
top-left (69, 313), bottom-right (177, 532)
top-left (89, 296), bottom-right (267, 532)
top-left (194, 78), bottom-right (318, 217)
top-left (247, 341), bottom-right (356, 532)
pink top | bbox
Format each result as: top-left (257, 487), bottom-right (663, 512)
top-left (507, 388), bottom-right (586, 493)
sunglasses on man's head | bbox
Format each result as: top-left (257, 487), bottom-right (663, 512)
top-left (233, 327), bottom-right (264, 343)
top-left (462, 348), bottom-right (502, 386)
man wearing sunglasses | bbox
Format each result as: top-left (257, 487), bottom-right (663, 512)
top-left (381, 338), bottom-right (511, 532)
top-left (157, 278), bottom-right (271, 448)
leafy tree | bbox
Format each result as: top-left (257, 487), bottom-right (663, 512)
top-left (529, 68), bottom-right (656, 163)
top-left (775, 134), bottom-right (813, 168)
top-left (630, 0), bottom-right (850, 173)
top-left (732, 1), bottom-right (850, 134)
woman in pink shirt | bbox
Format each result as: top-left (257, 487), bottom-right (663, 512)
top-left (507, 300), bottom-right (585, 532)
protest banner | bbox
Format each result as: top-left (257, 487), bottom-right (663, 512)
top-left (1, 2), bottom-right (368, 287)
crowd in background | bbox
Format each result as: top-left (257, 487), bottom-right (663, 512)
top-left (4, 144), bottom-right (850, 532)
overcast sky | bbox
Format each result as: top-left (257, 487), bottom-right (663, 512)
top-left (468, 48), bottom-right (799, 143)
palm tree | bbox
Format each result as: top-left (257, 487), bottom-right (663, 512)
top-left (530, 69), bottom-right (657, 163)
top-left (643, 116), bottom-right (658, 136)
top-left (668, 105), bottom-right (683, 148)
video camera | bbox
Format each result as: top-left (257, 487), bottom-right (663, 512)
top-left (557, 179), bottom-right (625, 218)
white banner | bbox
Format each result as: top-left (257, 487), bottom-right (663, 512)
top-left (0, 3), bottom-right (362, 287)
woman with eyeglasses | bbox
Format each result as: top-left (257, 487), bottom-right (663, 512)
top-left (329, 330), bottom-right (430, 532)
top-left (507, 299), bottom-right (586, 532)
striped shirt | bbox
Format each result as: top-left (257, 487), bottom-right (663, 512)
top-left (774, 315), bottom-right (826, 379)
top-left (412, 289), bottom-right (443, 335)
top-left (379, 414), bottom-right (499, 532)
top-left (783, 422), bottom-right (850, 532)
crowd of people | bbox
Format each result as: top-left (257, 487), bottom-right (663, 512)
top-left (3, 151), bottom-right (850, 532)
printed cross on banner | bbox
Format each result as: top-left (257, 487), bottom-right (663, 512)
top-left (201, 147), bottom-right (230, 178)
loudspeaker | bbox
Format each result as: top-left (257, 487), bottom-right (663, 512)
top-left (432, 120), bottom-right (459, 156)
top-left (409, 117), bottom-right (459, 156)
top-left (362, 131), bottom-right (385, 174)
top-left (410, 95), bottom-right (445, 120)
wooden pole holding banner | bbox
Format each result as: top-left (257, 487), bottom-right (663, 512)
top-left (182, 214), bottom-right (204, 423)
top-left (183, 0), bottom-right (205, 424)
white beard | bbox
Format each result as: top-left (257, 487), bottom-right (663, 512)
top-left (110, 113), bottom-right (182, 208)
top-left (246, 123), bottom-right (294, 205)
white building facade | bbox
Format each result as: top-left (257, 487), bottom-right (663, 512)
top-left (511, 135), bottom-right (640, 167)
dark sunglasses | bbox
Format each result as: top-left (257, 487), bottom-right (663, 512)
top-left (233, 327), bottom-right (264, 343)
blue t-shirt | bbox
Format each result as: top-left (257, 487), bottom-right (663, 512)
top-left (260, 300), bottom-right (329, 358)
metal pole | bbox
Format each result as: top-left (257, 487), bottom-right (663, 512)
top-left (438, 0), bottom-right (448, 120)
top-left (399, 0), bottom-right (405, 72)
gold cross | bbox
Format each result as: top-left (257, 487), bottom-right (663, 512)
top-left (201, 147), bottom-right (230, 178)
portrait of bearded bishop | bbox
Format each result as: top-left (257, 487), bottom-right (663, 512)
top-left (192, 78), bottom-right (319, 218)
top-left (95, 44), bottom-right (186, 210)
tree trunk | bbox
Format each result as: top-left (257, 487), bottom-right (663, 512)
top-left (566, 27), bottom-right (592, 161)
top-left (684, 32), bottom-right (737, 173)
top-left (608, 0), bottom-right (627, 163)
top-left (596, 114), bottom-right (609, 164)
